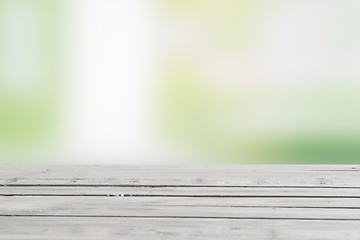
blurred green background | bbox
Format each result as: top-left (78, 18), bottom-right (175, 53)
top-left (1, 0), bottom-right (360, 163)
top-left (158, 0), bottom-right (360, 163)
top-left (0, 0), bottom-right (63, 158)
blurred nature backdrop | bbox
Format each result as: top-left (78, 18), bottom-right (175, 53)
top-left (1, 0), bottom-right (360, 163)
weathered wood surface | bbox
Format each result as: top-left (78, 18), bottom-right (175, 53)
top-left (1, 165), bottom-right (360, 239)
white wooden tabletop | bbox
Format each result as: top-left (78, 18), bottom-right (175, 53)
top-left (1, 165), bottom-right (360, 239)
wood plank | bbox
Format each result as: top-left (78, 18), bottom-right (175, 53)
top-left (1, 195), bottom-right (359, 208)
top-left (2, 186), bottom-right (360, 197)
top-left (1, 165), bottom-right (360, 187)
top-left (1, 165), bottom-right (360, 239)
top-left (1, 217), bottom-right (360, 240)
top-left (2, 164), bottom-right (359, 172)
top-left (1, 196), bottom-right (360, 220)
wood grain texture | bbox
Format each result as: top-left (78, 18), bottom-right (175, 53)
top-left (1, 165), bottom-right (360, 187)
top-left (3, 217), bottom-right (360, 240)
top-left (0, 165), bottom-right (359, 239)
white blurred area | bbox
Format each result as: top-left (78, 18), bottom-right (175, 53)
top-left (60, 0), bottom-right (195, 164)
top-left (60, 0), bottom-right (162, 164)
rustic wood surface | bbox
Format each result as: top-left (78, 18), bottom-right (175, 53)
top-left (1, 165), bottom-right (360, 239)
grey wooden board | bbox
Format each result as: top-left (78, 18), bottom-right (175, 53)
top-left (2, 196), bottom-right (360, 220)
top-left (3, 186), bottom-right (360, 197)
top-left (2, 217), bottom-right (360, 240)
top-left (1, 165), bottom-right (360, 239)
top-left (1, 165), bottom-right (360, 187)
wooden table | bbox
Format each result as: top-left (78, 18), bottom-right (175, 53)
top-left (1, 165), bottom-right (360, 239)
